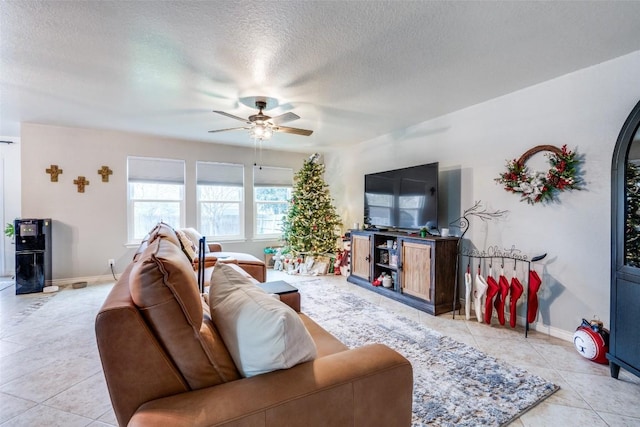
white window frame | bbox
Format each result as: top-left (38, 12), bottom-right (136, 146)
top-left (197, 162), bottom-right (245, 241)
top-left (253, 166), bottom-right (293, 239)
top-left (127, 156), bottom-right (185, 243)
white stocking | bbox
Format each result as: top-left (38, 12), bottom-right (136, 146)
top-left (474, 273), bottom-right (488, 323)
top-left (464, 271), bottom-right (472, 320)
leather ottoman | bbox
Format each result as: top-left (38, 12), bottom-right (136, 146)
top-left (194, 252), bottom-right (266, 283)
top-left (258, 280), bottom-right (301, 312)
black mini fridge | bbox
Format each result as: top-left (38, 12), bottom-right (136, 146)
top-left (15, 219), bottom-right (52, 294)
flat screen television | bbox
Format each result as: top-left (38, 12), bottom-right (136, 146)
top-left (364, 162), bottom-right (438, 231)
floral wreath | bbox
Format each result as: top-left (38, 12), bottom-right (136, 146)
top-left (495, 144), bottom-right (582, 204)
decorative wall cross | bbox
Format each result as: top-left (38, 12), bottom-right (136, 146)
top-left (46, 165), bottom-right (63, 182)
top-left (73, 176), bottom-right (89, 193)
top-left (98, 165), bottom-right (113, 182)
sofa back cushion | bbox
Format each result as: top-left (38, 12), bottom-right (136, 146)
top-left (130, 237), bottom-right (239, 389)
top-left (209, 263), bottom-right (317, 377)
top-left (132, 232), bottom-right (152, 262)
top-left (147, 222), bottom-right (181, 248)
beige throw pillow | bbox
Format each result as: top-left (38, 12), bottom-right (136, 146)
top-left (175, 229), bottom-right (197, 262)
top-left (180, 228), bottom-right (210, 253)
top-left (209, 263), bottom-right (317, 377)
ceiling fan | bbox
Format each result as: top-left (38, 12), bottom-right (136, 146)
top-left (209, 100), bottom-right (313, 141)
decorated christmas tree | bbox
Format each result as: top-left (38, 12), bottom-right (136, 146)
top-left (626, 162), bottom-right (640, 267)
top-left (282, 154), bottom-right (342, 256)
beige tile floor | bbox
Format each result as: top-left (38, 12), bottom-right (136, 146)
top-left (1, 272), bottom-right (639, 426)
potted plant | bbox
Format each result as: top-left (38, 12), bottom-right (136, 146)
top-left (420, 227), bottom-right (428, 238)
top-left (4, 223), bottom-right (14, 239)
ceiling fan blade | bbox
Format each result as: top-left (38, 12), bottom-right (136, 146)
top-left (208, 127), bottom-right (248, 133)
top-left (270, 112), bottom-right (300, 125)
top-left (276, 126), bottom-right (313, 136)
top-left (213, 110), bottom-right (251, 124)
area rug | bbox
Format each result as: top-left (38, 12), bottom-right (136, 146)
top-left (296, 278), bottom-right (558, 427)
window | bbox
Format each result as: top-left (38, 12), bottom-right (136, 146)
top-left (254, 166), bottom-right (293, 238)
top-left (365, 192), bottom-right (394, 226)
top-left (197, 162), bottom-right (244, 240)
top-left (127, 157), bottom-right (185, 241)
top-left (399, 179), bottom-right (426, 228)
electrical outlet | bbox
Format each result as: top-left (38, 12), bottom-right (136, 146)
top-left (108, 259), bottom-right (115, 267)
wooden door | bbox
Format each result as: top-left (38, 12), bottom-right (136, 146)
top-left (401, 241), bottom-right (431, 301)
top-left (351, 234), bottom-right (372, 281)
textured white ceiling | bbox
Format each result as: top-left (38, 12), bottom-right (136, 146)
top-left (2, 1), bottom-right (640, 152)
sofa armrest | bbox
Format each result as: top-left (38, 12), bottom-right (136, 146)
top-left (208, 242), bottom-right (223, 252)
top-left (129, 344), bottom-right (413, 427)
top-left (192, 255), bottom-right (218, 271)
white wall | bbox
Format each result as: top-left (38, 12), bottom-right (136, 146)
top-left (20, 123), bottom-right (309, 280)
top-left (0, 138), bottom-right (21, 277)
top-left (324, 50), bottom-right (640, 336)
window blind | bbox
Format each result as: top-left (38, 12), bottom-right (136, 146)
top-left (128, 157), bottom-right (185, 184)
top-left (253, 165), bottom-right (293, 187)
top-left (197, 162), bottom-right (244, 186)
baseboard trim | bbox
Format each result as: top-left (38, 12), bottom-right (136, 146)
top-left (460, 298), bottom-right (573, 343)
top-left (51, 274), bottom-right (116, 288)
top-left (526, 318), bottom-right (574, 342)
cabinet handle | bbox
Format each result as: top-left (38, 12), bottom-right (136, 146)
top-left (365, 255), bottom-right (371, 262)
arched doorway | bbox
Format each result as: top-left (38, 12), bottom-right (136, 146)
top-left (610, 100), bottom-right (640, 379)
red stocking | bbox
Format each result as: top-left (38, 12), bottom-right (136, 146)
top-left (495, 275), bottom-right (510, 325)
top-left (484, 276), bottom-right (499, 324)
top-left (527, 270), bottom-right (542, 323)
top-left (509, 277), bottom-right (523, 328)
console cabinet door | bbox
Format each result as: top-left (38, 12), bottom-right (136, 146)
top-left (400, 241), bottom-right (432, 301)
top-left (351, 234), bottom-right (372, 282)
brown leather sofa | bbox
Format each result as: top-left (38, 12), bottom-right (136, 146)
top-left (96, 223), bottom-right (413, 426)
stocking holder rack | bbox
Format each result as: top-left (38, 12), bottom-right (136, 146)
top-left (449, 201), bottom-right (546, 337)
top-left (454, 247), bottom-right (546, 337)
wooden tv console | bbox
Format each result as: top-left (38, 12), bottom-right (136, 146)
top-left (347, 230), bottom-right (460, 316)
